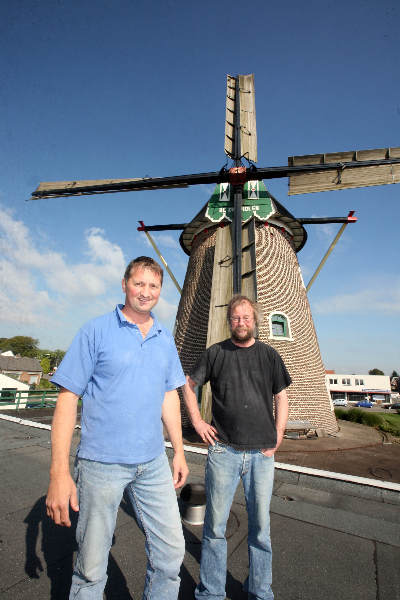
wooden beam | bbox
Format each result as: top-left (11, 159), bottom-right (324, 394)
top-left (200, 226), bottom-right (233, 422)
top-left (306, 213), bottom-right (356, 291)
top-left (289, 147), bottom-right (400, 195)
top-left (224, 74), bottom-right (257, 163)
top-left (238, 74), bottom-right (257, 163)
top-left (137, 222), bottom-right (182, 294)
top-left (241, 218), bottom-right (257, 302)
top-left (224, 75), bottom-right (236, 160)
top-left (32, 177), bottom-right (189, 198)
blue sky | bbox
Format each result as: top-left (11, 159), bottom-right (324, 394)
top-left (0, 0), bottom-right (399, 375)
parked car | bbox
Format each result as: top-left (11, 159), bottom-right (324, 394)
top-left (333, 399), bottom-right (348, 406)
top-left (355, 400), bottom-right (373, 408)
top-left (386, 402), bottom-right (400, 410)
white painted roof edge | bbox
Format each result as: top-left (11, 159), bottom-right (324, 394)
top-left (2, 415), bottom-right (398, 493)
top-left (165, 441), bottom-right (400, 493)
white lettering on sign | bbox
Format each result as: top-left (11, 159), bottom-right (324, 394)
top-left (219, 206), bottom-right (260, 213)
top-left (242, 205), bottom-right (260, 211)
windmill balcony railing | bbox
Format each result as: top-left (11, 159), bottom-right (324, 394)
top-left (0, 389), bottom-right (58, 410)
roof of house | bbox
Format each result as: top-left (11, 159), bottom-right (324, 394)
top-left (0, 356), bottom-right (42, 372)
top-left (0, 373), bottom-right (30, 390)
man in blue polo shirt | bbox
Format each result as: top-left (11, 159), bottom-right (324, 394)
top-left (46, 256), bottom-right (188, 600)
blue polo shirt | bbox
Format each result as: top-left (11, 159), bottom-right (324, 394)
top-left (51, 305), bottom-right (185, 464)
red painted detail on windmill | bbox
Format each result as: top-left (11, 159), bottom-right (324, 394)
top-left (264, 222), bottom-right (269, 227)
top-left (137, 220), bottom-right (146, 231)
top-left (347, 210), bottom-right (357, 223)
top-left (219, 223), bottom-right (226, 228)
top-left (228, 166), bottom-right (247, 185)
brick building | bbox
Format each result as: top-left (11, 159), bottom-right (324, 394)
top-left (0, 355), bottom-right (42, 386)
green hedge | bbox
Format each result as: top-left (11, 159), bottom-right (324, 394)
top-left (334, 408), bottom-right (400, 436)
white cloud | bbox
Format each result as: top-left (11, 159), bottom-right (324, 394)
top-left (313, 284), bottom-right (400, 314)
top-left (137, 230), bottom-right (180, 252)
top-left (151, 232), bottom-right (180, 250)
top-left (316, 223), bottom-right (336, 239)
top-left (0, 205), bottom-right (183, 346)
top-left (0, 258), bottom-right (53, 326)
top-left (154, 296), bottom-right (179, 323)
top-left (0, 206), bottom-right (125, 327)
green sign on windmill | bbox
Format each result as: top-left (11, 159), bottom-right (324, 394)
top-left (205, 180), bottom-right (275, 223)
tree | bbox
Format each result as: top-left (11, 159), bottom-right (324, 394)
top-left (0, 338), bottom-right (9, 350)
top-left (40, 357), bottom-right (51, 374)
top-left (390, 370), bottom-right (399, 378)
top-left (37, 378), bottom-right (57, 390)
top-left (49, 350), bottom-right (65, 370)
top-left (369, 368), bottom-right (384, 376)
top-left (0, 336), bottom-right (39, 357)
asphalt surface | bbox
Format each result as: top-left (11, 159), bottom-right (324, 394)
top-left (0, 412), bottom-right (399, 600)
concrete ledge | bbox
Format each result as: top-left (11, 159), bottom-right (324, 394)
top-left (167, 442), bottom-right (400, 505)
top-left (0, 413), bottom-right (51, 430)
top-left (3, 415), bottom-right (399, 504)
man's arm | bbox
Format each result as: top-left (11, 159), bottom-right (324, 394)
top-left (162, 389), bottom-right (189, 489)
top-left (182, 376), bottom-right (218, 445)
top-left (46, 388), bottom-right (79, 527)
top-left (262, 388), bottom-right (289, 457)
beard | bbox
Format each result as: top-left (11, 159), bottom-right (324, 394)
top-left (231, 325), bottom-right (254, 343)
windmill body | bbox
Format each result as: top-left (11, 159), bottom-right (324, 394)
top-left (175, 181), bottom-right (337, 433)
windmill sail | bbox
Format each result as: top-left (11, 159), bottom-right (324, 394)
top-left (224, 74), bottom-right (257, 163)
top-left (288, 146), bottom-right (400, 194)
top-left (32, 177), bottom-right (189, 198)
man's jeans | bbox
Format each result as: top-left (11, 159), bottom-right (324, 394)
top-left (69, 452), bottom-right (184, 599)
top-left (195, 443), bottom-right (275, 600)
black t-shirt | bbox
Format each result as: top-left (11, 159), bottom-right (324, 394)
top-left (190, 339), bottom-right (292, 450)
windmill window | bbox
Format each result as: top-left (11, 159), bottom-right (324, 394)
top-left (269, 313), bottom-right (292, 341)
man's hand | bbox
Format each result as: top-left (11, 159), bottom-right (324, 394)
top-left (261, 428), bottom-right (285, 457)
top-left (183, 376), bottom-right (219, 445)
top-left (261, 446), bottom-right (276, 457)
top-left (262, 389), bottom-right (289, 457)
top-left (46, 473), bottom-right (79, 527)
top-left (172, 452), bottom-right (189, 489)
top-left (193, 419), bottom-right (219, 446)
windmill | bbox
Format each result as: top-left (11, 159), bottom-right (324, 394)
top-left (31, 74), bottom-right (400, 435)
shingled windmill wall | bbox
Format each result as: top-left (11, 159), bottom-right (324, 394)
top-left (175, 223), bottom-right (338, 434)
top-left (254, 222), bottom-right (337, 434)
top-left (175, 228), bottom-right (216, 427)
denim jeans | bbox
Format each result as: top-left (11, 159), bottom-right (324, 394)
top-left (69, 452), bottom-right (184, 599)
top-left (195, 443), bottom-right (275, 600)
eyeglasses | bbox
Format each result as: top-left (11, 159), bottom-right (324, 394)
top-left (230, 316), bottom-right (253, 323)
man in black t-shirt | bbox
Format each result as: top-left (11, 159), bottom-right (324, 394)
top-left (183, 295), bottom-right (291, 600)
